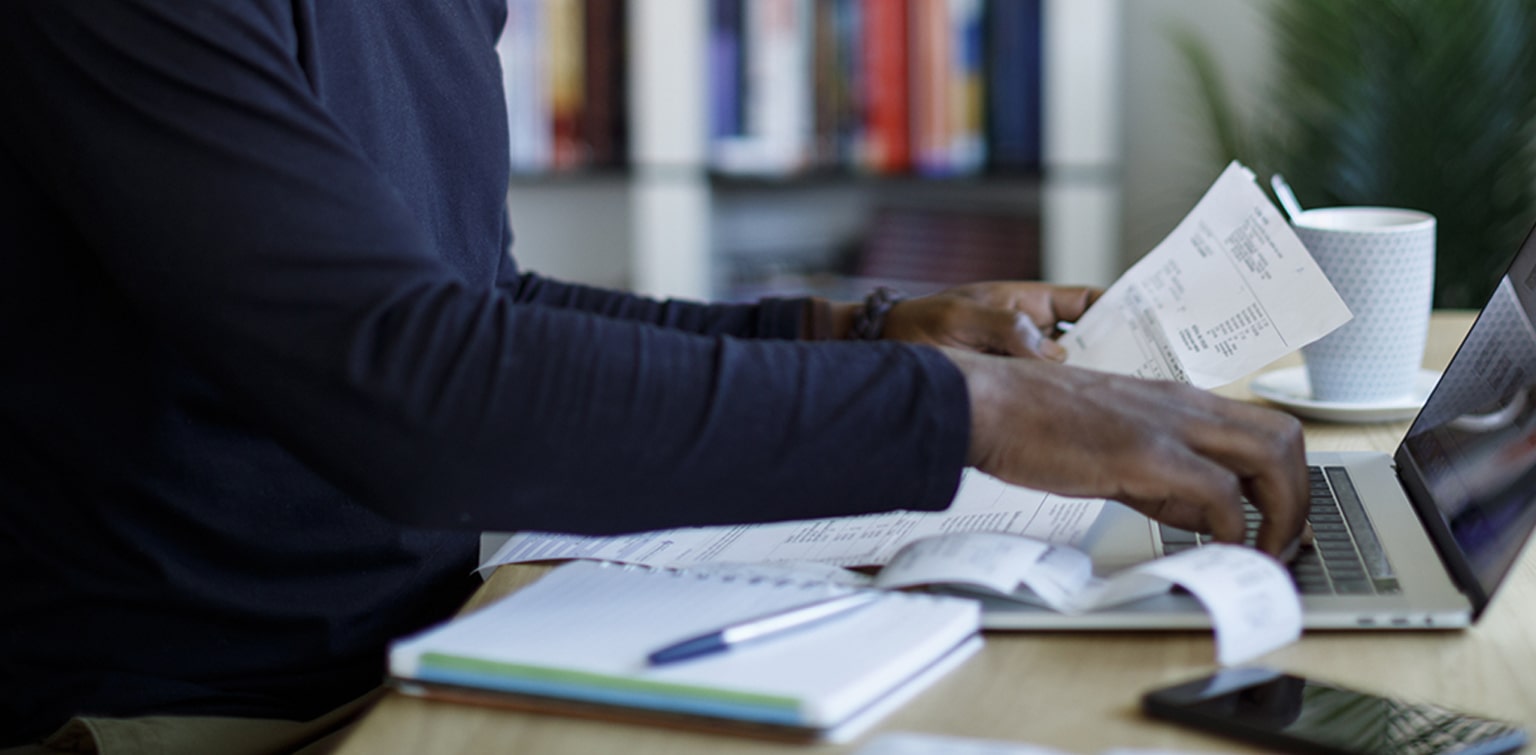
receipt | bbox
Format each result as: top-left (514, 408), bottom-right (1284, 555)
top-left (1065, 161), bottom-right (1351, 388)
top-left (876, 532), bottom-right (1302, 666)
top-left (1122, 545), bottom-right (1302, 665)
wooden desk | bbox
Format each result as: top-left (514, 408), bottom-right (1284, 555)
top-left (338, 311), bottom-right (1536, 755)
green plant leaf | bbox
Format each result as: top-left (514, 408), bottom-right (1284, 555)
top-left (1176, 0), bottom-right (1536, 308)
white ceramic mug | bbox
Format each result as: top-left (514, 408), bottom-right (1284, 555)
top-left (1295, 207), bottom-right (1436, 404)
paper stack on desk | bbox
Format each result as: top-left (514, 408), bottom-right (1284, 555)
top-left (388, 560), bottom-right (981, 743)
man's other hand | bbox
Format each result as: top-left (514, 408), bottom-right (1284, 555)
top-left (882, 282), bottom-right (1101, 361)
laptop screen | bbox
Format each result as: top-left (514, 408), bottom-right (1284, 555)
top-left (1397, 227), bottom-right (1536, 613)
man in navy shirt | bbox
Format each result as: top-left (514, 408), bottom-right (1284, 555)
top-left (0, 2), bottom-right (1307, 752)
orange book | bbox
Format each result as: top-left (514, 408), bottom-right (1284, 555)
top-left (861, 0), bottom-right (910, 173)
top-left (909, 0), bottom-right (951, 175)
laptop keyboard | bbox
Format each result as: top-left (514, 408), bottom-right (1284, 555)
top-left (1159, 466), bottom-right (1401, 595)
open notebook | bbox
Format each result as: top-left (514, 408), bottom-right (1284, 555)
top-left (388, 560), bottom-right (981, 743)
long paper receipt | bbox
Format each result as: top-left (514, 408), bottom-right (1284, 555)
top-left (876, 532), bottom-right (1301, 665)
top-left (1065, 161), bottom-right (1351, 387)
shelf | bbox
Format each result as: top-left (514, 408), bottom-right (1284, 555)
top-left (505, 167), bottom-right (633, 186)
top-left (498, 0), bottom-right (1123, 301)
top-left (705, 171), bottom-right (1046, 191)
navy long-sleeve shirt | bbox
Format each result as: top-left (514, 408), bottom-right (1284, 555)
top-left (0, 1), bottom-right (969, 743)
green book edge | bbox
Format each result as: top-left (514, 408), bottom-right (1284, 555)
top-left (418, 652), bottom-right (802, 712)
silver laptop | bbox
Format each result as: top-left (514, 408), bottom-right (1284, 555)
top-left (981, 224), bottom-right (1536, 631)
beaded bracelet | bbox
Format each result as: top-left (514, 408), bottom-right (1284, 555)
top-left (849, 286), bottom-right (905, 340)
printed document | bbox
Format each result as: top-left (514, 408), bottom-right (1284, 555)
top-left (480, 469), bottom-right (1103, 573)
top-left (1064, 161), bottom-right (1351, 388)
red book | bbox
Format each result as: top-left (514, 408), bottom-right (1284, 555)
top-left (861, 0), bottom-right (910, 173)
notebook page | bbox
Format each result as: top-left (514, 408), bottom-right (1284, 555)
top-left (390, 561), bottom-right (980, 727)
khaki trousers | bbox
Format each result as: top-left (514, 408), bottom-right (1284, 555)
top-left (1, 689), bottom-right (383, 755)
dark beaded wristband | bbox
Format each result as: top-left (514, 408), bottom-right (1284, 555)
top-left (849, 286), bottom-right (905, 340)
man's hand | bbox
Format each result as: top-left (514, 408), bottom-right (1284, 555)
top-left (883, 282), bottom-right (1101, 360)
top-left (945, 347), bottom-right (1309, 558)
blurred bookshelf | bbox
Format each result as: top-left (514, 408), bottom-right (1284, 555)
top-left (497, 0), bottom-right (1122, 302)
top-left (500, 0), bottom-right (629, 175)
top-left (707, 0), bottom-right (1038, 179)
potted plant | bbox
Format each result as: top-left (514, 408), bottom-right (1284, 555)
top-left (1176, 0), bottom-right (1536, 308)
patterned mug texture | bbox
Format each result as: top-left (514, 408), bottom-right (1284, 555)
top-left (1295, 207), bottom-right (1436, 404)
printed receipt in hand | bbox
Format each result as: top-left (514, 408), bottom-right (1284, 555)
top-left (1063, 160), bottom-right (1352, 388)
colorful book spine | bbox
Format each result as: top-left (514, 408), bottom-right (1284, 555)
top-left (812, 0), bottom-right (841, 167)
top-left (861, 0), bottom-right (910, 173)
top-left (547, 0), bottom-right (585, 170)
top-left (909, 0), bottom-right (951, 176)
top-left (714, 0), bottom-right (814, 175)
top-left (948, 0), bottom-right (987, 175)
top-left (582, 0), bottom-right (627, 168)
top-left (706, 0), bottom-right (1041, 178)
top-left (710, 0), bottom-right (745, 141)
top-left (987, 0), bottom-right (1042, 172)
top-left (832, 0), bottom-right (865, 166)
top-left (503, 0), bottom-right (1041, 179)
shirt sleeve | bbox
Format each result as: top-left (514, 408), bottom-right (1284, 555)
top-left (497, 263), bottom-right (809, 340)
top-left (0, 2), bottom-right (971, 533)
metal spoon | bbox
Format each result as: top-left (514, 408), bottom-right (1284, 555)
top-left (1270, 174), bottom-right (1305, 222)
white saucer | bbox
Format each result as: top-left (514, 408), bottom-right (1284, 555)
top-left (1248, 367), bottom-right (1442, 423)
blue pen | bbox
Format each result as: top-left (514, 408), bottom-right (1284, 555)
top-left (646, 591), bottom-right (884, 666)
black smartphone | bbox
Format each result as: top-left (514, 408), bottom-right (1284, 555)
top-left (1141, 667), bottom-right (1528, 755)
